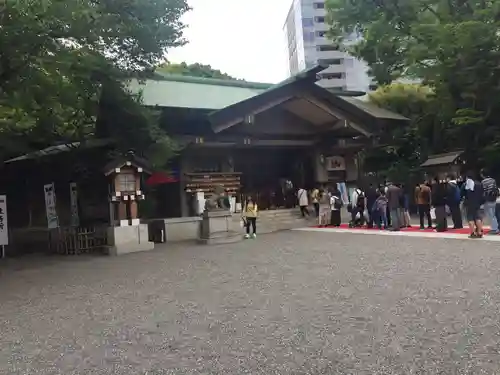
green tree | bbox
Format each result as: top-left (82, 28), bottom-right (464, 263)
top-left (326, 0), bottom-right (500, 170)
top-left (156, 62), bottom-right (243, 80)
top-left (0, 0), bottom-right (189, 160)
top-left (364, 83), bottom-right (436, 179)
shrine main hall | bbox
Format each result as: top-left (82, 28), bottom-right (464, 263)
top-left (122, 65), bottom-right (408, 217)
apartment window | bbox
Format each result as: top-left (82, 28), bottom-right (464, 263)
top-left (318, 58), bottom-right (342, 65)
top-left (322, 73), bottom-right (344, 80)
top-left (317, 45), bottom-right (338, 52)
top-left (314, 16), bottom-right (325, 23)
top-left (316, 31), bottom-right (327, 37)
top-left (302, 17), bottom-right (313, 27)
top-left (314, 2), bottom-right (325, 8)
top-left (303, 31), bottom-right (315, 42)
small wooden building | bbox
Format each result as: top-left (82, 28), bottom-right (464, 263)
top-left (420, 151), bottom-right (465, 179)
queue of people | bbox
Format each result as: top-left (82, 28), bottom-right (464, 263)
top-left (246, 170), bottom-right (500, 239)
top-left (294, 184), bottom-right (345, 227)
top-left (341, 170), bottom-right (500, 239)
top-left (412, 170), bottom-right (499, 238)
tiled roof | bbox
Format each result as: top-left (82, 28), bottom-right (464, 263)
top-left (420, 151), bottom-right (464, 167)
top-left (128, 74), bottom-right (272, 110)
top-left (338, 96), bottom-right (409, 121)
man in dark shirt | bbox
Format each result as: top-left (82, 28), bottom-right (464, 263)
top-left (386, 182), bottom-right (402, 231)
top-left (365, 183), bottom-right (378, 228)
top-left (431, 177), bottom-right (448, 232)
top-left (446, 173), bottom-right (463, 229)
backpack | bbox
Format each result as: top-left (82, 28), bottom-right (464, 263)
top-left (331, 195), bottom-right (342, 210)
top-left (474, 180), bottom-right (485, 204)
top-left (356, 189), bottom-right (365, 207)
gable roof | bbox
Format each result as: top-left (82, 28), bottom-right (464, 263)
top-left (421, 151), bottom-right (464, 167)
top-left (128, 74), bottom-right (272, 110)
top-left (337, 96), bottom-right (409, 121)
top-left (103, 153), bottom-right (152, 176)
top-left (207, 66), bottom-right (410, 135)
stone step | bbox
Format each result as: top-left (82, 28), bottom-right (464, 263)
top-left (237, 216), bottom-right (314, 235)
top-left (233, 209), bottom-right (305, 221)
top-left (198, 231), bottom-right (242, 245)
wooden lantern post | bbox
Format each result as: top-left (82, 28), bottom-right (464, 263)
top-left (104, 154), bottom-right (150, 227)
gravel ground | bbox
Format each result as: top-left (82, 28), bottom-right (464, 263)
top-left (1, 231), bottom-right (500, 374)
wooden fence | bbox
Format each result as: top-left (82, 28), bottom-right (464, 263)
top-left (49, 226), bottom-right (108, 255)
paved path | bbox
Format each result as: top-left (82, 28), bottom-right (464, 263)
top-left (1, 232), bottom-right (500, 374)
top-left (296, 226), bottom-right (500, 241)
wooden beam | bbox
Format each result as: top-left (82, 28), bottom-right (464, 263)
top-left (346, 121), bottom-right (373, 138)
top-left (303, 96), bottom-right (373, 137)
top-left (211, 96), bottom-right (293, 133)
top-left (330, 119), bottom-right (348, 130)
top-left (252, 139), bottom-right (315, 146)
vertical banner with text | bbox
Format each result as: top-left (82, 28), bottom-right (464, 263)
top-left (44, 183), bottom-right (59, 229)
top-left (0, 195), bottom-right (8, 245)
top-left (69, 182), bottom-right (79, 227)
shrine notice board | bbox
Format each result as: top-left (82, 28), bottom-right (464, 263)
top-left (0, 195), bottom-right (8, 245)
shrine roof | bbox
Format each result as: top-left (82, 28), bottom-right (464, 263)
top-left (128, 74), bottom-right (272, 110)
top-left (103, 153), bottom-right (152, 176)
top-left (420, 151), bottom-right (464, 167)
top-left (208, 66), bottom-right (410, 136)
top-left (127, 66), bottom-right (361, 111)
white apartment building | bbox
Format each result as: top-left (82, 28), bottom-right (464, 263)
top-left (283, 0), bottom-right (375, 92)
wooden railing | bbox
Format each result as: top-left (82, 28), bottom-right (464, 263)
top-left (49, 226), bottom-right (108, 255)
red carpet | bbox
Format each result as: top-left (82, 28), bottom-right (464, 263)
top-left (315, 224), bottom-right (484, 235)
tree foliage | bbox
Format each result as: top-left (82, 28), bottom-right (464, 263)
top-left (326, 0), bottom-right (500, 174)
top-left (156, 62), bottom-right (242, 80)
top-left (0, 0), bottom-right (189, 161)
top-left (363, 83), bottom-right (436, 179)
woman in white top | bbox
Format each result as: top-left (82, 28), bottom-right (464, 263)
top-left (297, 187), bottom-right (309, 217)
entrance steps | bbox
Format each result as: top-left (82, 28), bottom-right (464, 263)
top-left (233, 208), bottom-right (315, 234)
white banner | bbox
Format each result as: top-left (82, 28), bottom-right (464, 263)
top-left (69, 182), bottom-right (79, 227)
top-left (337, 182), bottom-right (349, 205)
top-left (0, 195), bottom-right (8, 245)
top-left (44, 183), bottom-right (59, 229)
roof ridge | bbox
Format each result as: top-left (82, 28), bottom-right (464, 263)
top-left (427, 151), bottom-right (464, 158)
top-left (151, 72), bottom-right (273, 90)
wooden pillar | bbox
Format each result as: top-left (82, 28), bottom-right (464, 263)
top-left (129, 200), bottom-right (138, 220)
top-left (118, 202), bottom-right (127, 220)
top-left (179, 156), bottom-right (189, 217)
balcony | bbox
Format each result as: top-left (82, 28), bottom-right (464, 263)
top-left (319, 64), bottom-right (346, 74)
top-left (316, 50), bottom-right (345, 60)
top-left (316, 78), bottom-right (346, 89)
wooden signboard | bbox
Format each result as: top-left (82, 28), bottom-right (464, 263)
top-left (185, 172), bottom-right (241, 195)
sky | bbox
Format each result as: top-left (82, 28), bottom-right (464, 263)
top-left (167, 0), bottom-right (292, 84)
